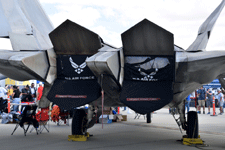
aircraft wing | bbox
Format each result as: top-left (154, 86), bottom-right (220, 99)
top-left (186, 0), bottom-right (225, 51)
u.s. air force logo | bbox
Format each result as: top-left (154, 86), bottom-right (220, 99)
top-left (69, 57), bottom-right (86, 74)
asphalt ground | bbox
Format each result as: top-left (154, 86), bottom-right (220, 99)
top-left (0, 107), bottom-right (225, 150)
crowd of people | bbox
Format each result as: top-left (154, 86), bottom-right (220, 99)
top-left (2, 83), bottom-right (44, 112)
top-left (197, 87), bottom-right (224, 115)
top-left (185, 86), bottom-right (225, 115)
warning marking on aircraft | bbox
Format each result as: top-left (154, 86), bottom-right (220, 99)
top-left (126, 98), bottom-right (160, 101)
top-left (55, 95), bottom-right (87, 98)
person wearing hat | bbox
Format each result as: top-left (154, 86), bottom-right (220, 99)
top-left (217, 88), bottom-right (224, 115)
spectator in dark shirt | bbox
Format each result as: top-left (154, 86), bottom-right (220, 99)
top-left (197, 86), bottom-right (206, 114)
top-left (21, 85), bottom-right (32, 102)
top-left (12, 86), bottom-right (21, 112)
top-left (30, 83), bottom-right (36, 102)
top-left (206, 88), bottom-right (213, 114)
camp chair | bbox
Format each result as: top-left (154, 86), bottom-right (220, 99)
top-left (30, 107), bottom-right (50, 133)
top-left (11, 105), bottom-right (39, 136)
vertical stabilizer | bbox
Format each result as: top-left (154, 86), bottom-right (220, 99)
top-left (187, 0), bottom-right (225, 51)
top-left (0, 0), bottom-right (54, 50)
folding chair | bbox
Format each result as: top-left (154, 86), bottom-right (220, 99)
top-left (31, 108), bottom-right (50, 133)
top-left (11, 105), bottom-right (39, 136)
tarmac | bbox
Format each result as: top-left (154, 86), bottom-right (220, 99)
top-left (0, 107), bottom-right (225, 150)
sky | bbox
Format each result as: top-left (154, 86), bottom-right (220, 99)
top-left (1, 0), bottom-right (225, 50)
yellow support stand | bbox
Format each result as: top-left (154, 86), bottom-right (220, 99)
top-left (68, 132), bottom-right (90, 142)
top-left (183, 135), bottom-right (204, 146)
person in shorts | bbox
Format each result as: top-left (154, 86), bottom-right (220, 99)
top-left (217, 89), bottom-right (224, 115)
top-left (206, 88), bottom-right (213, 114)
top-left (197, 86), bottom-right (206, 114)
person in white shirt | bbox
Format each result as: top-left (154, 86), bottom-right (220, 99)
top-left (0, 86), bottom-right (7, 99)
top-left (217, 89), bottom-right (224, 115)
top-left (30, 83), bottom-right (36, 102)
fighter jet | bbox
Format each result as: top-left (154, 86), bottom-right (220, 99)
top-left (0, 0), bottom-right (225, 139)
top-left (84, 0), bottom-right (225, 138)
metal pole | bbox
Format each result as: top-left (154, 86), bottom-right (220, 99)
top-left (7, 96), bottom-right (10, 113)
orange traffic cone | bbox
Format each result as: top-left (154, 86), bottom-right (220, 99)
top-left (211, 96), bottom-right (217, 116)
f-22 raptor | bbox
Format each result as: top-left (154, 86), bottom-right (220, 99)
top-left (0, 0), bottom-right (225, 140)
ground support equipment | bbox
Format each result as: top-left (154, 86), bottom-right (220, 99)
top-left (68, 132), bottom-right (90, 141)
top-left (183, 135), bottom-right (204, 146)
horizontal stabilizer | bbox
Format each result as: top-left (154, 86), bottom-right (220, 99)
top-left (120, 19), bottom-right (175, 114)
top-left (121, 19), bottom-right (174, 56)
top-left (49, 19), bottom-right (102, 55)
top-left (48, 20), bottom-right (104, 109)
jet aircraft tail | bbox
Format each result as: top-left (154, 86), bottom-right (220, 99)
top-left (187, 0), bottom-right (225, 51)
